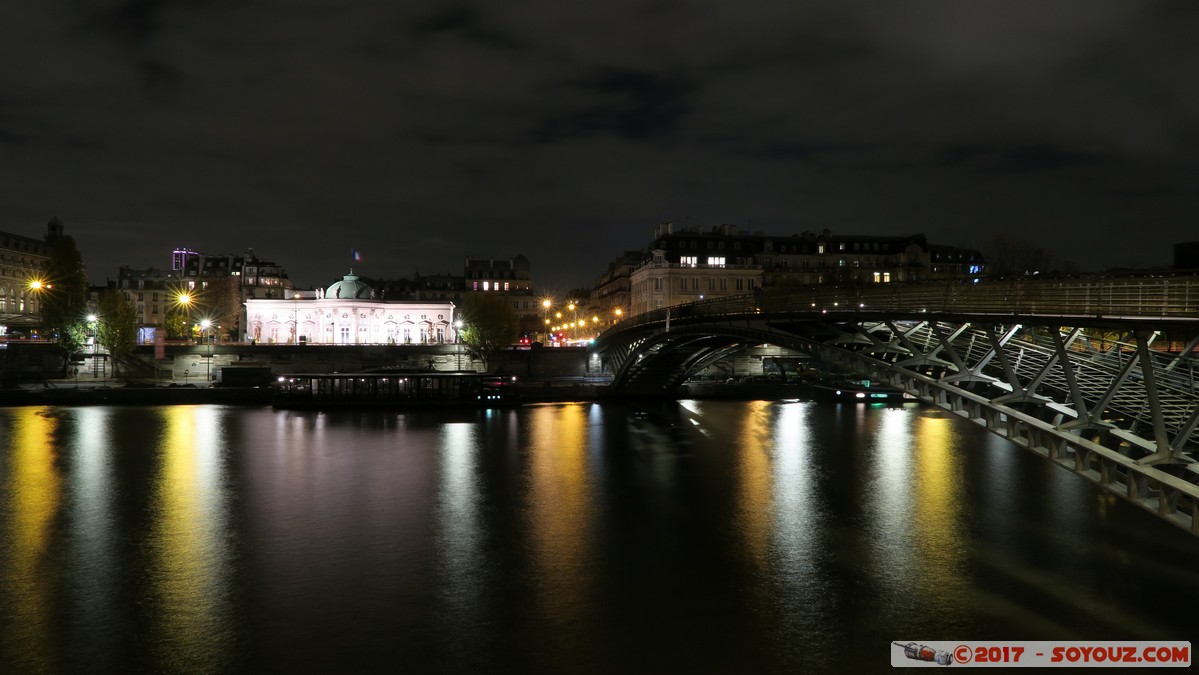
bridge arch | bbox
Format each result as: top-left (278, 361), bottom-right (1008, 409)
top-left (594, 278), bottom-right (1199, 534)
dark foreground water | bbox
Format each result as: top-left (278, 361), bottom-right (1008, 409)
top-left (1, 400), bottom-right (1197, 673)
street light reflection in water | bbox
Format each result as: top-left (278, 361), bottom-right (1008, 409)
top-left (1, 402), bottom-right (1197, 673)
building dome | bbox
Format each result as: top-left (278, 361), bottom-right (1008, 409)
top-left (326, 273), bottom-right (373, 299)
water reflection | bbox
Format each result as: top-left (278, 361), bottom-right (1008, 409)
top-left (526, 404), bottom-right (595, 622)
top-left (146, 406), bottom-right (234, 673)
top-left (64, 407), bottom-right (117, 669)
top-left (734, 400), bottom-right (773, 573)
top-left (1, 401), bottom-right (1196, 674)
top-left (768, 401), bottom-right (825, 633)
top-left (0, 408), bottom-right (62, 671)
top-left (865, 408), bottom-right (970, 629)
top-left (910, 412), bottom-right (969, 614)
top-left (435, 421), bottom-right (485, 660)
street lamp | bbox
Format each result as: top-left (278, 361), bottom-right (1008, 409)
top-left (541, 298), bottom-right (552, 343)
top-left (176, 293), bottom-right (193, 341)
top-left (454, 319), bottom-right (464, 371)
top-left (26, 279), bottom-right (50, 335)
top-left (200, 319), bottom-right (212, 382)
top-left (87, 314), bottom-right (99, 377)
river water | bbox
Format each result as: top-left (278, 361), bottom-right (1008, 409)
top-left (1, 400), bottom-right (1196, 673)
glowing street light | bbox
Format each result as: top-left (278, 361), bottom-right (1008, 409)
top-left (27, 278), bottom-right (48, 305)
top-left (87, 314), bottom-right (100, 377)
top-left (454, 319), bottom-right (465, 370)
top-left (200, 319), bottom-right (212, 382)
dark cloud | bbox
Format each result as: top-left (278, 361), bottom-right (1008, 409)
top-left (535, 68), bottom-right (692, 141)
top-left (937, 143), bottom-right (1108, 173)
top-left (1, 1), bottom-right (1197, 289)
top-left (83, 0), bottom-right (170, 44)
top-left (410, 5), bottom-right (526, 52)
top-left (0, 129), bottom-right (30, 145)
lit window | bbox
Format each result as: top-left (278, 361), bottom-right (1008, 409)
top-left (680, 256), bottom-right (697, 267)
top-left (708, 256), bottom-right (725, 267)
top-left (483, 281), bottom-right (490, 291)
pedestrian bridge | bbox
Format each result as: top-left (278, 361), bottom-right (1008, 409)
top-left (594, 276), bottom-right (1199, 534)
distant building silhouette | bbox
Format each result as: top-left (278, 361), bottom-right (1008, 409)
top-left (374, 254), bottom-right (544, 336)
top-left (612, 223), bottom-right (986, 317)
top-left (107, 247), bottom-right (295, 340)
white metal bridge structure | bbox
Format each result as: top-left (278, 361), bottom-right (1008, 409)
top-left (594, 276), bottom-right (1199, 535)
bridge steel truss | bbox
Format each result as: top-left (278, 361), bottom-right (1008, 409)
top-left (595, 276), bottom-right (1199, 535)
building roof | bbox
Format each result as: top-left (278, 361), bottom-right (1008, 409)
top-left (326, 273), bottom-right (374, 299)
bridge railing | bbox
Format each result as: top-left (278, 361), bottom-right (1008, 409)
top-left (780, 277), bottom-right (1199, 320)
top-left (610, 277), bottom-right (1199, 336)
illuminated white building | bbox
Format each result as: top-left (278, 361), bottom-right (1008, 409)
top-left (244, 273), bottom-right (457, 345)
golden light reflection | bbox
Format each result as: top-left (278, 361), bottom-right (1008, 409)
top-left (0, 408), bottom-right (62, 671)
top-left (735, 400), bottom-right (774, 575)
top-left (148, 406), bottom-right (231, 673)
top-left (526, 404), bottom-right (594, 622)
top-left (909, 413), bottom-right (969, 608)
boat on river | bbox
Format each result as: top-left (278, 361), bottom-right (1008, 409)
top-left (806, 376), bottom-right (917, 403)
top-left (273, 371), bottom-right (520, 409)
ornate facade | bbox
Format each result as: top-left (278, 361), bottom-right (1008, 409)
top-left (244, 273), bottom-right (457, 345)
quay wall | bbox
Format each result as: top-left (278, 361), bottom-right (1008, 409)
top-left (1, 341), bottom-right (600, 385)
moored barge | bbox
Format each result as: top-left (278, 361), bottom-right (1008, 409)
top-left (274, 371), bottom-right (520, 409)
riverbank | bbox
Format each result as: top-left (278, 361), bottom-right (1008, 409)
top-left (0, 382), bottom-right (276, 406)
top-left (0, 377), bottom-right (610, 407)
top-left (0, 377), bottom-right (851, 407)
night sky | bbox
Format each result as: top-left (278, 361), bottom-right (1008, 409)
top-left (3, 2), bottom-right (1197, 292)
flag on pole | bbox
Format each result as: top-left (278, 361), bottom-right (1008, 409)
top-left (351, 248), bottom-right (363, 262)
